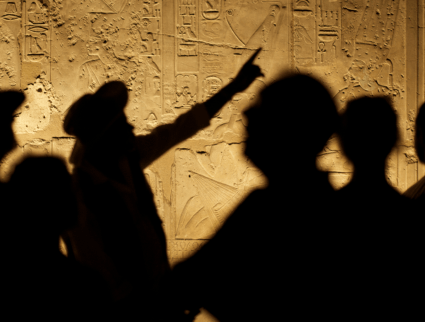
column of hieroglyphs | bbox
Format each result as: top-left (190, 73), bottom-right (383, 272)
top-left (0, 4), bottom-right (421, 322)
top-left (0, 0), bottom-right (418, 253)
top-left (0, 1), bottom-right (421, 322)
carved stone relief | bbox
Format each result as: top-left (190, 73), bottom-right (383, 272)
top-left (0, 2), bottom-right (423, 320)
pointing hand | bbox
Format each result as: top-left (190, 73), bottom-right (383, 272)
top-left (231, 48), bottom-right (264, 93)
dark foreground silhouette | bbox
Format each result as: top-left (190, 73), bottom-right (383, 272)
top-left (333, 96), bottom-right (421, 319)
top-left (168, 74), bottom-right (341, 321)
top-left (63, 49), bottom-right (263, 321)
top-left (5, 157), bottom-right (111, 320)
top-left (0, 91), bottom-right (24, 161)
top-left (0, 90), bottom-right (25, 197)
top-left (336, 96), bottom-right (407, 207)
top-left (404, 102), bottom-right (425, 203)
top-left (1, 70), bottom-right (423, 321)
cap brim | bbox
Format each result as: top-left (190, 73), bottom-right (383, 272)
top-left (63, 94), bottom-right (94, 135)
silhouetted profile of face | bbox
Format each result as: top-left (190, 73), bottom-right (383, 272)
top-left (340, 96), bottom-right (398, 167)
top-left (0, 119), bottom-right (15, 161)
top-left (0, 91), bottom-right (25, 160)
top-left (244, 74), bottom-right (339, 175)
top-left (415, 103), bottom-right (425, 163)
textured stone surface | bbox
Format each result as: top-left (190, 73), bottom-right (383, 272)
top-left (0, 1), bottom-right (424, 319)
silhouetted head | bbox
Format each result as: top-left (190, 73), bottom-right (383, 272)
top-left (9, 157), bottom-right (77, 245)
top-left (0, 91), bottom-right (25, 160)
top-left (64, 81), bottom-right (133, 153)
top-left (415, 103), bottom-right (425, 163)
top-left (340, 96), bottom-right (398, 168)
top-left (244, 74), bottom-right (339, 174)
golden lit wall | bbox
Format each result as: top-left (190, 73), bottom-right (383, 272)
top-left (0, 2), bottom-right (424, 318)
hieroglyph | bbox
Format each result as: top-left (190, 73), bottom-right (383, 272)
top-left (1, 0), bottom-right (414, 289)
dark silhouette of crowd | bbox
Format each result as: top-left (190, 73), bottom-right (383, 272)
top-left (1, 48), bottom-right (423, 321)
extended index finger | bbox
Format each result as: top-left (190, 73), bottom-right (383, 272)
top-left (246, 47), bottom-right (262, 65)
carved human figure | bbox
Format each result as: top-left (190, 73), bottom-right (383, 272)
top-left (78, 35), bottom-right (132, 92)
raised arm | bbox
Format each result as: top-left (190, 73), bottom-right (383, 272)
top-left (136, 48), bottom-right (264, 169)
top-left (204, 48), bottom-right (263, 117)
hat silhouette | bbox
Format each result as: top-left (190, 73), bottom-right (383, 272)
top-left (64, 81), bottom-right (128, 144)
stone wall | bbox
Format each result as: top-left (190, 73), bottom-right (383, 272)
top-left (0, 1), bottom-right (424, 319)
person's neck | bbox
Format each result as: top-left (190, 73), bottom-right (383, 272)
top-left (267, 158), bottom-right (321, 187)
top-left (351, 162), bottom-right (389, 188)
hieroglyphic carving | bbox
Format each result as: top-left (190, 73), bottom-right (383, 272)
top-left (74, 0), bottom-right (164, 134)
top-left (23, 138), bottom-right (51, 155)
top-left (24, 1), bottom-right (50, 60)
top-left (0, 0), bottom-right (21, 87)
top-left (144, 168), bottom-right (165, 222)
top-left (174, 147), bottom-right (265, 240)
top-left (202, 0), bottom-right (221, 20)
top-left (200, 44), bottom-right (224, 74)
top-left (335, 0), bottom-right (401, 106)
top-left (317, 0), bottom-right (341, 64)
top-left (174, 74), bottom-right (197, 108)
top-left (167, 239), bottom-right (207, 263)
top-left (305, 0), bottom-right (405, 191)
top-left (0, 6), bottom-right (414, 319)
top-left (1, 1), bottom-right (20, 21)
top-left (201, 20), bottom-right (223, 38)
top-left (78, 3), bottom-right (162, 96)
top-left (203, 76), bottom-right (222, 100)
top-left (293, 0), bottom-right (316, 65)
top-left (292, 0), bottom-right (341, 66)
top-left (176, 0), bottom-right (199, 72)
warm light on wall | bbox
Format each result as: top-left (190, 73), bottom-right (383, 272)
top-left (0, 2), bottom-right (424, 320)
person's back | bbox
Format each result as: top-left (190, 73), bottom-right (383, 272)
top-left (62, 50), bottom-right (263, 320)
top-left (334, 97), bottom-right (421, 318)
top-left (169, 74), bottom-right (341, 321)
top-left (5, 157), bottom-right (110, 321)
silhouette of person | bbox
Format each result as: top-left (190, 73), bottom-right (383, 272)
top-left (0, 90), bottom-right (25, 207)
top-left (168, 74), bottom-right (341, 321)
top-left (334, 96), bottom-right (420, 319)
top-left (403, 102), bottom-right (425, 203)
top-left (63, 48), bottom-right (263, 321)
top-left (336, 96), bottom-right (404, 204)
top-left (0, 90), bottom-right (25, 162)
top-left (5, 157), bottom-right (111, 320)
